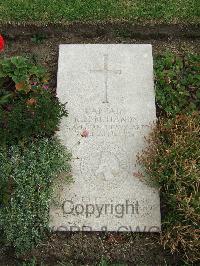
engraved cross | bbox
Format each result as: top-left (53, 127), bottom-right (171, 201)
top-left (90, 54), bottom-right (122, 103)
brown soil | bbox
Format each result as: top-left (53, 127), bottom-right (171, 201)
top-left (24, 233), bottom-right (178, 265)
top-left (1, 23), bottom-right (200, 90)
top-left (0, 23), bottom-right (199, 266)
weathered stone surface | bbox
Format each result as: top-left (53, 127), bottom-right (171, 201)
top-left (50, 44), bottom-right (161, 232)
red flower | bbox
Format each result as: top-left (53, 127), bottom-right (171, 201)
top-left (0, 34), bottom-right (5, 52)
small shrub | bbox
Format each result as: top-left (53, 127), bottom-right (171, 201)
top-left (0, 56), bottom-right (47, 91)
top-left (0, 55), bottom-right (71, 255)
top-left (0, 138), bottom-right (71, 254)
top-left (154, 52), bottom-right (200, 116)
top-left (138, 113), bottom-right (200, 263)
top-left (0, 56), bottom-right (67, 144)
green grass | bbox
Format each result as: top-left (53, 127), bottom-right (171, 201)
top-left (0, 0), bottom-right (199, 24)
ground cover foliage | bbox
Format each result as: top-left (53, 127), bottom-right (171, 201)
top-left (0, 55), bottom-right (71, 254)
top-left (138, 52), bottom-right (200, 263)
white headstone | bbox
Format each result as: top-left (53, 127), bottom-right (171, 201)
top-left (50, 44), bottom-right (161, 232)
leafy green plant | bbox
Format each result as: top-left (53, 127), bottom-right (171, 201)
top-left (0, 56), bottom-right (67, 144)
top-left (0, 56), bottom-right (48, 107)
top-left (0, 88), bottom-right (67, 144)
top-left (138, 113), bottom-right (200, 263)
top-left (0, 56), bottom-right (47, 92)
top-left (0, 138), bottom-right (71, 254)
top-left (0, 55), bottom-right (71, 256)
top-left (154, 52), bottom-right (200, 116)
